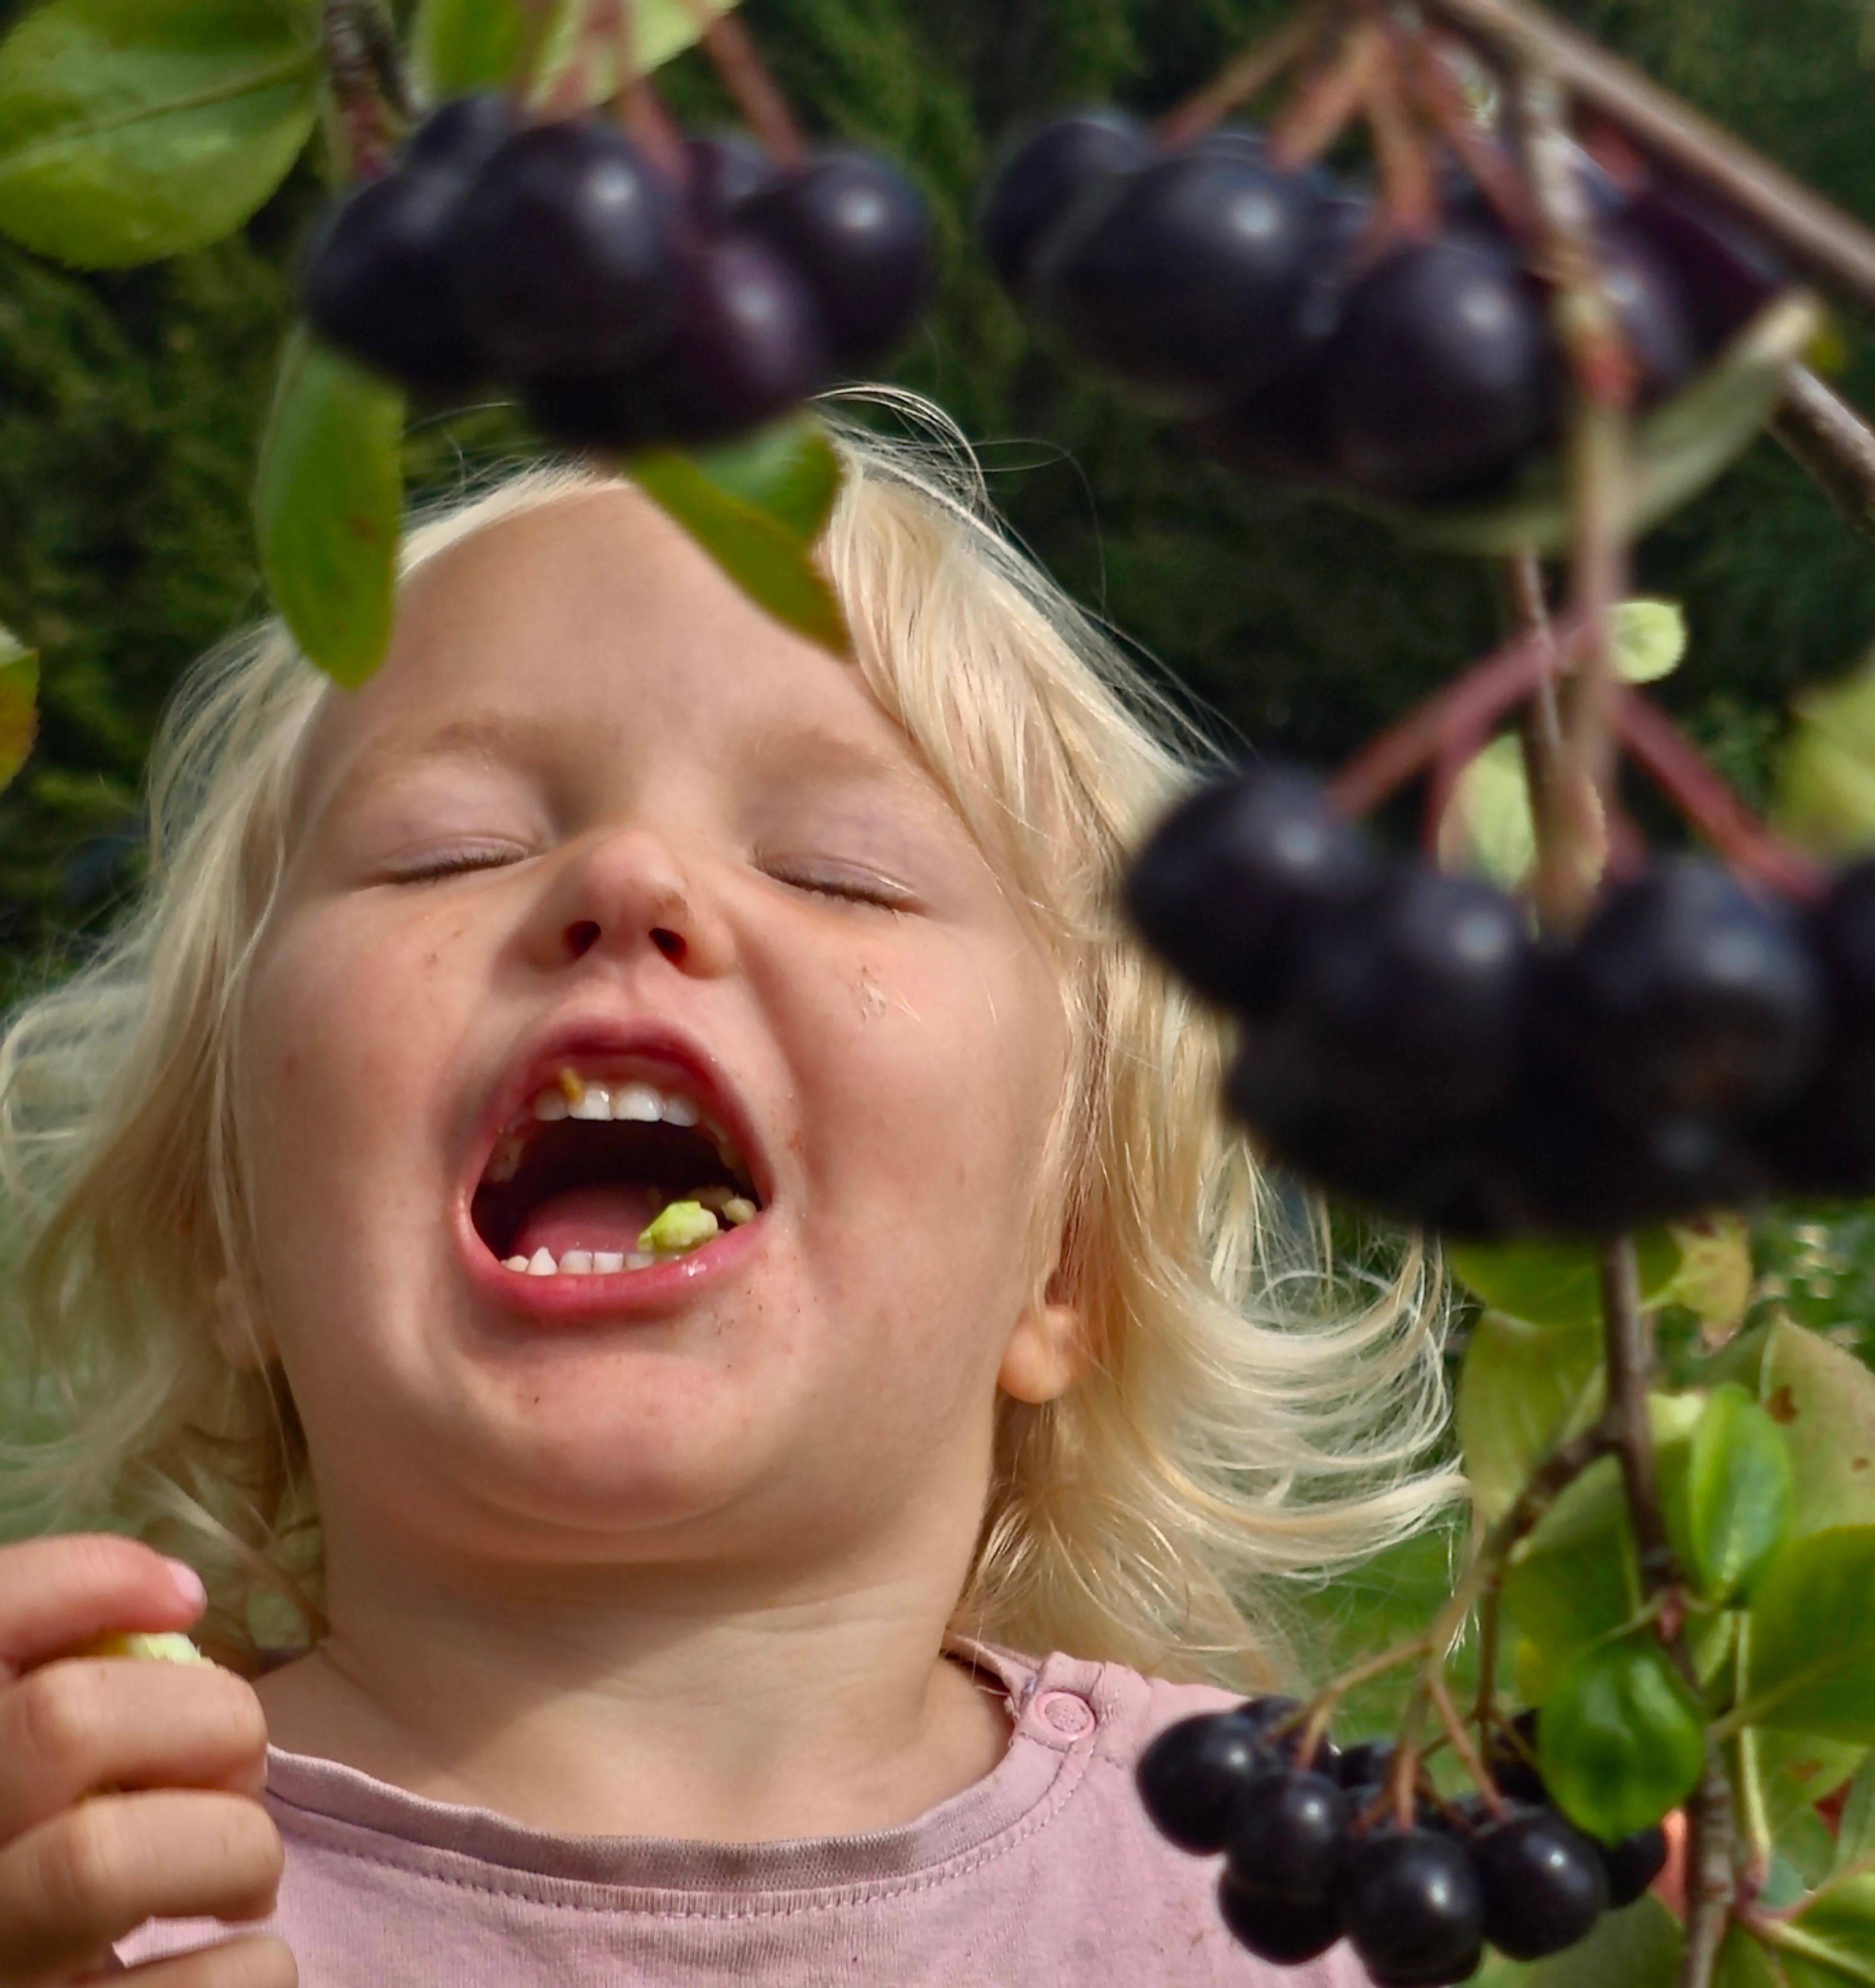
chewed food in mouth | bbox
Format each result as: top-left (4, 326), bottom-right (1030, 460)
top-left (472, 1068), bottom-right (762, 1276)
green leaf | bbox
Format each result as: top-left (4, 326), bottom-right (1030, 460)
top-left (0, 0), bottom-right (321, 268)
top-left (1613, 600), bottom-right (1689, 684)
top-left (1447, 1230), bottom-right (1683, 1328)
top-left (1350, 291), bottom-right (1824, 556)
top-left (1457, 1310), bottom-right (1602, 1525)
top-left (629, 439), bottom-right (849, 656)
top-left (689, 417), bottom-right (844, 542)
top-left (1761, 1319), bottom-right (1875, 1539)
top-left (1780, 651), bottom-right (1875, 856)
top-left (1664, 1215), bottom-right (1756, 1336)
top-left (431, 0), bottom-right (744, 108)
top-left (1526, 1895), bottom-right (1683, 1988)
top-left (0, 626), bottom-right (39, 795)
top-left (1782, 1877), bottom-right (1875, 1986)
top-left (1839, 1758), bottom-right (1875, 1872)
top-left (1743, 1527), bottom-right (1875, 1742)
top-left (1717, 1926), bottom-right (1789, 1988)
top-left (1537, 1633), bottom-right (1707, 1841)
top-left (254, 330), bottom-right (404, 689)
top-left (1439, 733), bottom-right (1537, 891)
top-left (1661, 1383), bottom-right (1794, 1603)
top-left (1760, 1730), bottom-right (1868, 1848)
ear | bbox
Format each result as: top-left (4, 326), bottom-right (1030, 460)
top-left (210, 1274), bottom-right (277, 1374)
top-left (998, 1285), bottom-right (1086, 1406)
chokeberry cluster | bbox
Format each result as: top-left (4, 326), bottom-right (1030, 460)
top-left (1125, 760), bottom-right (1875, 1236)
top-left (978, 110), bottom-right (1786, 502)
top-left (305, 94), bottom-right (931, 451)
top-left (1137, 1698), bottom-right (1667, 1984)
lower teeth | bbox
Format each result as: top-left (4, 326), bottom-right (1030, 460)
top-left (499, 1189), bottom-right (756, 1278)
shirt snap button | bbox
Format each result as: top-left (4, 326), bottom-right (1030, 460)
top-left (1036, 1689), bottom-right (1096, 1736)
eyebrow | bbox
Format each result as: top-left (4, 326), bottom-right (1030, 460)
top-left (320, 711), bottom-right (566, 815)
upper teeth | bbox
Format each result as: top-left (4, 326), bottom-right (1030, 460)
top-left (482, 1072), bottom-right (749, 1189)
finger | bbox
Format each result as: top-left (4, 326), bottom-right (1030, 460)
top-left (0, 1793), bottom-right (282, 1987)
top-left (108, 1937), bottom-right (297, 1988)
top-left (0, 1541), bottom-right (205, 1687)
top-left (0, 1661), bottom-right (270, 1846)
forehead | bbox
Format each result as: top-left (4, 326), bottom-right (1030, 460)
top-left (297, 488), bottom-right (929, 815)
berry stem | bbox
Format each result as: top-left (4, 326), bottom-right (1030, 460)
top-left (1428, 1668), bottom-right (1505, 1813)
top-left (677, 1), bottom-right (808, 171)
top-left (1267, 15), bottom-right (1385, 175)
top-left (1156, 0), bottom-right (1335, 148)
top-left (602, 0), bottom-right (688, 178)
top-left (1407, 36), bottom-right (1531, 236)
top-left (1360, 10), bottom-right (1439, 241)
top-left (1419, 0), bottom-right (1875, 319)
top-left (1328, 613), bottom-right (1584, 819)
top-left (1771, 366), bottom-right (1875, 551)
top-left (1613, 693), bottom-right (1827, 901)
top-left (320, 0), bottom-right (398, 181)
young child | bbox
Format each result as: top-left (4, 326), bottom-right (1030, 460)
top-left (0, 414), bottom-right (1454, 1986)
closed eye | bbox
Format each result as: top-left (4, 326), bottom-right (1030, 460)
top-left (770, 867), bottom-right (912, 912)
top-left (385, 845), bottom-right (528, 885)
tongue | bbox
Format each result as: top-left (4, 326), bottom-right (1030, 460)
top-left (513, 1185), bottom-right (669, 1261)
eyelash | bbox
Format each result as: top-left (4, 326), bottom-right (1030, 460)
top-left (390, 852), bottom-right (906, 911)
top-left (779, 871), bottom-right (908, 912)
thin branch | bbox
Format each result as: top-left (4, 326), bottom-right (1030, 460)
top-left (678, 0), bottom-right (808, 168)
top-left (1157, 0), bottom-right (1338, 148)
top-left (1363, 12), bottom-right (1439, 239)
top-left (1429, 1669), bottom-right (1505, 1812)
top-left (1329, 613), bottom-right (1584, 818)
top-left (321, 0), bottom-right (397, 179)
top-left (1614, 693), bottom-right (1827, 899)
top-left (1268, 18), bottom-right (1385, 173)
top-left (1772, 366), bottom-right (1875, 550)
top-left (1419, 0), bottom-right (1875, 319)
top-left (1409, 34), bottom-right (1532, 235)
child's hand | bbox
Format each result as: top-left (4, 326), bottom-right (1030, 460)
top-left (0, 1535), bottom-right (294, 1986)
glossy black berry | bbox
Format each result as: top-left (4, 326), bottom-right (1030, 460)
top-left (1036, 149), bottom-right (1327, 410)
top-left (1284, 867), bottom-right (1532, 1124)
top-left (1337, 1739), bottom-right (1396, 1794)
top-left (1218, 1874), bottom-right (1346, 1965)
top-left (1547, 857), bottom-right (1822, 1124)
top-left (738, 149), bottom-right (930, 368)
top-left (303, 169), bottom-right (490, 398)
top-left (1600, 224), bottom-right (1699, 405)
top-left (977, 109), bottom-right (1154, 298)
top-left (1336, 1828), bottom-right (1486, 1987)
top-left (1471, 1809), bottom-right (1610, 1960)
top-left (683, 130), bottom-right (785, 228)
top-left (1600, 1825), bottom-right (1669, 1908)
top-left (1136, 1711), bottom-right (1270, 1854)
top-left (402, 91), bottom-right (521, 180)
top-left (1224, 1769), bottom-right (1350, 1905)
top-left (451, 119), bottom-right (682, 379)
top-left (1483, 1714), bottom-right (1547, 1805)
top-left (1809, 860), bottom-right (1875, 1029)
top-left (1124, 762), bottom-right (1377, 1016)
top-left (1324, 232), bottom-right (1553, 501)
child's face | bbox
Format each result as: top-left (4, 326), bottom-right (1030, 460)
top-left (233, 491), bottom-right (1080, 1592)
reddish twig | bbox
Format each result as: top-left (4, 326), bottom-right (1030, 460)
top-left (1157, 0), bottom-right (1338, 148)
top-left (1407, 34), bottom-right (1532, 235)
top-left (322, 0), bottom-right (397, 178)
top-left (1330, 614), bottom-right (1585, 819)
top-left (1614, 692), bottom-right (1826, 899)
top-left (678, 0), bottom-right (808, 168)
top-left (1268, 18), bottom-right (1385, 173)
top-left (1364, 15), bottom-right (1440, 240)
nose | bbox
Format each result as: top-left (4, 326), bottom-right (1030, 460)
top-left (531, 825), bottom-right (737, 980)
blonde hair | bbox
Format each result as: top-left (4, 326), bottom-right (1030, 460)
top-left (0, 404), bottom-right (1460, 1687)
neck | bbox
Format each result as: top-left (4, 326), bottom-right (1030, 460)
top-left (254, 1535), bottom-right (1014, 1842)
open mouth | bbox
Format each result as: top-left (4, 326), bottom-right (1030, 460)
top-left (470, 1067), bottom-right (765, 1277)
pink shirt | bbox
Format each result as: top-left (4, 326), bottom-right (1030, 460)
top-left (113, 1642), bottom-right (1367, 1986)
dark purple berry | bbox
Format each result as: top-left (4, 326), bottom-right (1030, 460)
top-left (977, 109), bottom-right (1153, 299)
top-left (1218, 1873), bottom-right (1346, 1964)
top-left (402, 91), bottom-right (521, 180)
top-left (1336, 1828), bottom-right (1485, 1987)
top-left (1324, 232), bottom-right (1553, 501)
top-left (1124, 762), bottom-right (1377, 1016)
top-left (451, 119), bottom-right (682, 379)
top-left (1600, 1826), bottom-right (1669, 1908)
top-left (1225, 1770), bottom-right (1350, 1905)
top-left (1483, 1714), bottom-right (1547, 1805)
top-left (1600, 224), bottom-right (1699, 405)
top-left (1547, 857), bottom-right (1822, 1125)
top-left (683, 130), bottom-right (785, 228)
top-left (1471, 1810), bottom-right (1609, 1960)
top-left (1338, 1740), bottom-right (1397, 1793)
top-left (1036, 149), bottom-right (1327, 410)
top-left (1136, 1711), bottom-right (1270, 1854)
top-left (738, 149), bottom-right (930, 369)
top-left (1626, 181), bottom-right (1787, 354)
top-left (303, 169), bottom-right (490, 398)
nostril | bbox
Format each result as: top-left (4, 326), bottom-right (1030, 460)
top-left (652, 927), bottom-right (684, 962)
top-left (566, 920), bottom-right (600, 959)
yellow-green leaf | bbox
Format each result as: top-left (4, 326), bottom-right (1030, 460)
top-left (0, 0), bottom-right (322, 268)
top-left (1743, 1527), bottom-right (1875, 1742)
top-left (1457, 1310), bottom-right (1602, 1525)
top-left (1538, 1633), bottom-right (1707, 1842)
top-left (1439, 733), bottom-right (1537, 891)
top-left (1613, 600), bottom-right (1689, 684)
top-left (0, 626), bottom-right (38, 794)
top-left (254, 330), bottom-right (404, 689)
top-left (1779, 654), bottom-right (1875, 856)
top-left (435, 0), bottom-right (744, 110)
top-left (1447, 1231), bottom-right (1683, 1329)
top-left (1761, 1318), bottom-right (1875, 1540)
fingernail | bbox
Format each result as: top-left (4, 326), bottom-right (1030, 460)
top-left (166, 1558), bottom-right (207, 1612)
